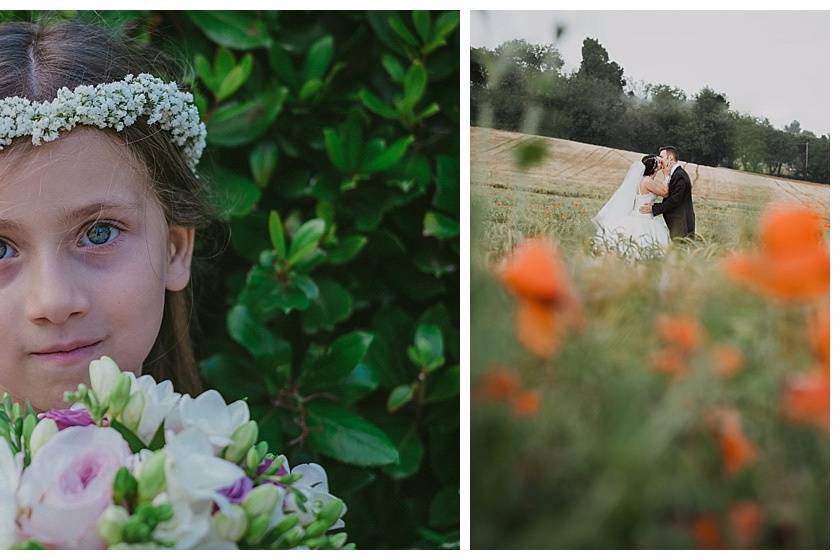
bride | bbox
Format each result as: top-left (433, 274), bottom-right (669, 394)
top-left (591, 155), bottom-right (670, 258)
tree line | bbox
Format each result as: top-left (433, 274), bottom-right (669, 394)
top-left (471, 38), bottom-right (829, 184)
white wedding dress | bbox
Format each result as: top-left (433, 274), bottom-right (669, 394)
top-left (591, 161), bottom-right (670, 258)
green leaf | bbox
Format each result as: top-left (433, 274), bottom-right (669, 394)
top-left (382, 425), bottom-right (424, 480)
top-left (210, 167), bottom-right (262, 219)
top-left (412, 11), bottom-right (431, 43)
top-left (409, 324), bottom-right (445, 372)
top-left (425, 366), bottom-right (459, 403)
top-left (226, 304), bottom-right (291, 364)
top-left (417, 103), bottom-right (440, 121)
top-left (188, 11), bottom-right (272, 50)
top-left (381, 54), bottom-right (405, 82)
top-left (326, 235), bottom-right (368, 265)
top-left (359, 89), bottom-right (400, 120)
top-left (300, 331), bottom-right (374, 390)
top-left (431, 11), bottom-right (459, 44)
top-left (387, 384), bottom-right (415, 413)
top-left (429, 485), bottom-right (459, 527)
top-left (206, 87), bottom-right (288, 147)
top-left (403, 61), bottom-right (427, 110)
top-left (288, 219), bottom-right (326, 267)
top-left (249, 141), bottom-right (279, 188)
top-left (423, 210), bottom-right (459, 240)
top-left (268, 210), bottom-right (286, 260)
top-left (194, 54), bottom-right (215, 92)
top-left (323, 128), bottom-right (346, 172)
top-left (433, 155), bottom-right (458, 214)
top-left (299, 78), bottom-right (323, 100)
top-left (110, 419), bottom-right (146, 453)
top-left (301, 279), bottom-right (354, 334)
top-left (388, 15), bottom-right (419, 47)
top-left (238, 266), bottom-right (311, 321)
top-left (268, 44), bottom-right (299, 90)
top-left (306, 401), bottom-right (398, 467)
top-left (214, 47), bottom-right (237, 83)
top-left (302, 35), bottom-right (334, 82)
top-left (216, 54), bottom-right (253, 102)
top-left (360, 136), bottom-right (414, 174)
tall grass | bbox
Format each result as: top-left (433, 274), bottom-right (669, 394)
top-left (470, 174), bottom-right (828, 549)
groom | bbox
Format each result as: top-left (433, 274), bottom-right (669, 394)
top-left (640, 146), bottom-right (695, 239)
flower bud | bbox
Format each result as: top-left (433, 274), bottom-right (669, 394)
top-left (282, 525), bottom-right (305, 548)
top-left (96, 505), bottom-right (130, 546)
top-left (137, 451), bottom-right (167, 503)
top-left (242, 483), bottom-right (279, 518)
top-left (90, 356), bottom-right (121, 406)
top-left (224, 420), bottom-right (258, 464)
top-left (212, 504), bottom-right (248, 543)
top-left (29, 418), bottom-right (58, 458)
top-left (244, 512), bottom-right (271, 545)
top-left (328, 532), bottom-right (348, 549)
top-left (303, 518), bottom-right (331, 539)
top-left (246, 446), bottom-right (260, 473)
top-left (108, 373), bottom-right (132, 417)
top-left (316, 499), bottom-right (345, 527)
top-left (122, 390), bottom-right (145, 433)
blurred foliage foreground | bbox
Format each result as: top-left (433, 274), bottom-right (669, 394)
top-left (471, 183), bottom-right (828, 548)
top-left (0, 10), bottom-right (461, 549)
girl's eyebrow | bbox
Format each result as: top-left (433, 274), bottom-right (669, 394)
top-left (0, 200), bottom-right (141, 233)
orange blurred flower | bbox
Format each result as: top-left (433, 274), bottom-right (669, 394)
top-left (498, 237), bottom-right (569, 304)
top-left (729, 501), bottom-right (764, 549)
top-left (656, 315), bottom-right (704, 353)
top-left (782, 368), bottom-right (829, 430)
top-left (712, 344), bottom-right (744, 378)
top-left (649, 347), bottom-right (688, 377)
top-left (811, 305), bottom-right (829, 367)
top-left (511, 390), bottom-right (541, 416)
top-left (717, 410), bottom-right (758, 476)
top-left (692, 513), bottom-right (724, 549)
top-left (498, 238), bottom-right (584, 358)
top-left (476, 367), bottom-right (520, 401)
top-left (722, 205), bottom-right (828, 301)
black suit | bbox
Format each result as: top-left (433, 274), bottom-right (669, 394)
top-left (652, 165), bottom-right (695, 239)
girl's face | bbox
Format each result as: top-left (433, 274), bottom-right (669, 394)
top-left (0, 127), bottom-right (195, 411)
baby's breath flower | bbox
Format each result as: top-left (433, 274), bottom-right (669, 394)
top-left (0, 73), bottom-right (206, 174)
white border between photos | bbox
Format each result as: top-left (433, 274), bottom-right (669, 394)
top-left (0, 1), bottom-right (834, 557)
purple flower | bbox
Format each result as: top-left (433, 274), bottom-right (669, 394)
top-left (257, 456), bottom-right (290, 483)
top-left (39, 408), bottom-right (95, 431)
top-left (217, 476), bottom-right (253, 504)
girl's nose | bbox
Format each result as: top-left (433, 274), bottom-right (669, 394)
top-left (24, 251), bottom-right (90, 325)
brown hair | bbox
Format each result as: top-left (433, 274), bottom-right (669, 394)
top-left (0, 18), bottom-right (223, 395)
top-left (659, 145), bottom-right (679, 161)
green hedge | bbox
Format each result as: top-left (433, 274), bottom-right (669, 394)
top-left (2, 10), bottom-right (460, 549)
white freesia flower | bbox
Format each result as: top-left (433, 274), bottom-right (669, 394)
top-left (0, 73), bottom-right (206, 173)
top-left (0, 441), bottom-right (23, 549)
top-left (150, 493), bottom-right (216, 550)
top-left (163, 428), bottom-right (244, 511)
top-left (286, 463), bottom-right (347, 529)
top-left (89, 356), bottom-right (122, 405)
top-left (164, 390), bottom-right (250, 449)
top-left (129, 375), bottom-right (181, 445)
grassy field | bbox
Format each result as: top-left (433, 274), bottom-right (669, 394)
top-left (470, 127), bottom-right (829, 549)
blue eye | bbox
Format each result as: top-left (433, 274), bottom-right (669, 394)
top-left (0, 240), bottom-right (9, 259)
top-left (80, 222), bottom-right (121, 247)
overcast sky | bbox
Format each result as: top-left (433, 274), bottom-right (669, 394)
top-left (471, 11), bottom-right (829, 135)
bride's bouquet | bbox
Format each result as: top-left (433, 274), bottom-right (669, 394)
top-left (0, 357), bottom-right (350, 550)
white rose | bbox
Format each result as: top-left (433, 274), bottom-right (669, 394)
top-left (129, 375), bottom-right (180, 445)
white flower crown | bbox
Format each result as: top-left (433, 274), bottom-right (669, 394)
top-left (0, 73), bottom-right (206, 174)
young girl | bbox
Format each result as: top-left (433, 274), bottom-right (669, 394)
top-left (0, 19), bottom-right (219, 412)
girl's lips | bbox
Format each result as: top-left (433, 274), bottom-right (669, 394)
top-left (30, 340), bottom-right (102, 366)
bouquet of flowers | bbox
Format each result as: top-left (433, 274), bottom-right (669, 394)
top-left (0, 356), bottom-right (351, 549)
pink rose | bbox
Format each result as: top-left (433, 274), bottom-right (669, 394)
top-left (16, 426), bottom-right (131, 549)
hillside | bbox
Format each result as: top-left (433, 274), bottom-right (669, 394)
top-left (471, 127), bottom-right (829, 217)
